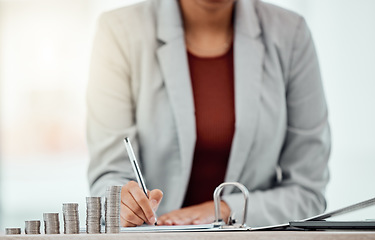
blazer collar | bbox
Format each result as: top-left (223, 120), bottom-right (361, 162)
top-left (156, 0), bottom-right (261, 42)
top-left (156, 0), bottom-right (184, 43)
top-left (236, 0), bottom-right (261, 38)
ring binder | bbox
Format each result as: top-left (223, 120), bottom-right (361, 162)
top-left (213, 182), bottom-right (250, 229)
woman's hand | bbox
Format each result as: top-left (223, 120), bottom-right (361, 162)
top-left (120, 181), bottom-right (163, 227)
top-left (157, 201), bottom-right (231, 225)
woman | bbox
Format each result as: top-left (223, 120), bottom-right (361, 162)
top-left (87, 0), bottom-right (331, 227)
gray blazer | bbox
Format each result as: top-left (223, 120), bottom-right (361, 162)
top-left (87, 0), bottom-right (331, 227)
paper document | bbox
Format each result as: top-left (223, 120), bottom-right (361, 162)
top-left (120, 224), bottom-right (219, 232)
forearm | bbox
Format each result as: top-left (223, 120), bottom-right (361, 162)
top-left (86, 116), bottom-right (137, 197)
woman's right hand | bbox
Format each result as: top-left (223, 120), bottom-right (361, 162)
top-left (120, 181), bottom-right (163, 227)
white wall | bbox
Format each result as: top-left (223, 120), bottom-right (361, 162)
top-left (0, 0), bottom-right (92, 230)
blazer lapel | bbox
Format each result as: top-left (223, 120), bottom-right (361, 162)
top-left (224, 0), bottom-right (264, 193)
top-left (155, 0), bottom-right (196, 205)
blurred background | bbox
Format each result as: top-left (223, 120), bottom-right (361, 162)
top-left (0, 0), bottom-right (374, 230)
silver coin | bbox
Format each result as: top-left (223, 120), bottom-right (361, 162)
top-left (105, 227), bottom-right (120, 234)
top-left (86, 197), bottom-right (101, 202)
top-left (106, 186), bottom-right (122, 191)
top-left (43, 213), bottom-right (59, 218)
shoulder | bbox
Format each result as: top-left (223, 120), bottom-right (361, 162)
top-left (255, 1), bottom-right (313, 53)
top-left (237, 0), bottom-right (312, 54)
top-left (255, 0), bottom-right (305, 34)
top-left (251, 1), bottom-right (315, 82)
top-left (97, 0), bottom-right (157, 38)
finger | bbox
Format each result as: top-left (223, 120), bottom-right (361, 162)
top-left (164, 219), bottom-right (173, 225)
top-left (159, 210), bottom-right (195, 225)
top-left (165, 213), bottom-right (192, 225)
top-left (158, 217), bottom-right (175, 226)
top-left (149, 189), bottom-right (163, 211)
top-left (192, 215), bottom-right (213, 225)
top-left (120, 202), bottom-right (145, 227)
top-left (121, 182), bottom-right (148, 222)
top-left (120, 214), bottom-right (138, 227)
top-left (156, 214), bottom-right (168, 225)
top-left (167, 217), bottom-right (193, 225)
top-left (127, 182), bottom-right (156, 225)
top-left (121, 189), bottom-right (148, 222)
top-left (157, 213), bottom-right (175, 225)
top-left (173, 217), bottom-right (191, 225)
top-left (192, 219), bottom-right (201, 225)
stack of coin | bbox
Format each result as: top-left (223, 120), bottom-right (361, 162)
top-left (43, 213), bottom-right (60, 234)
top-left (86, 197), bottom-right (102, 234)
top-left (25, 220), bottom-right (41, 234)
top-left (5, 228), bottom-right (21, 235)
top-left (62, 203), bottom-right (80, 234)
top-left (105, 186), bottom-right (122, 233)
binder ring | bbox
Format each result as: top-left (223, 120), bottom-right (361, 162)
top-left (213, 182), bottom-right (250, 228)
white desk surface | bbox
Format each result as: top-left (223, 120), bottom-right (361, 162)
top-left (1, 231), bottom-right (375, 240)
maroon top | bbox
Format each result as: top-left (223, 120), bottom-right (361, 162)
top-left (183, 45), bottom-right (235, 207)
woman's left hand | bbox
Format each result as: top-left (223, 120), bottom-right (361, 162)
top-left (157, 201), bottom-right (230, 225)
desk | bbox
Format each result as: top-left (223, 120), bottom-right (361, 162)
top-left (1, 231), bottom-right (375, 240)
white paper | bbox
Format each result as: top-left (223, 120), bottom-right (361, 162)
top-left (120, 224), bottom-right (217, 232)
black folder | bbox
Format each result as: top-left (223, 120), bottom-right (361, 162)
top-left (289, 220), bottom-right (375, 230)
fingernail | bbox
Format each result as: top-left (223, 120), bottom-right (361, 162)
top-left (151, 199), bottom-right (158, 210)
top-left (148, 216), bottom-right (155, 225)
top-left (165, 219), bottom-right (172, 225)
top-left (148, 218), bottom-right (155, 225)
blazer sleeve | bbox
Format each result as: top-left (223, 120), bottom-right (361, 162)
top-left (222, 17), bottom-right (331, 227)
top-left (86, 13), bottom-right (136, 197)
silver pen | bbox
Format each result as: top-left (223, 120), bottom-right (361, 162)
top-left (123, 137), bottom-right (157, 225)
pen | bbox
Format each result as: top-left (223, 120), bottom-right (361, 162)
top-left (123, 137), bottom-right (157, 225)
